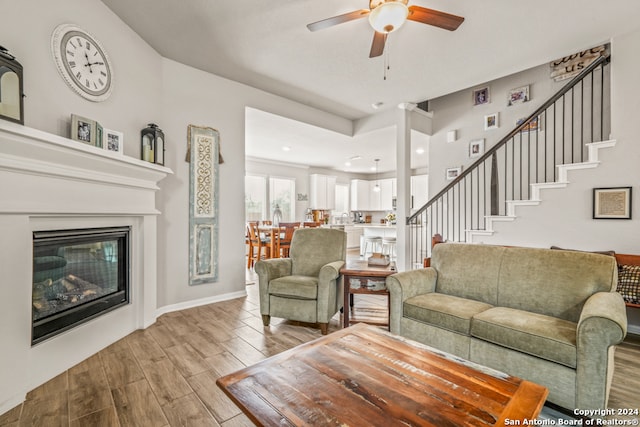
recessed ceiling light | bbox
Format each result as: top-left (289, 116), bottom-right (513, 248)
top-left (416, 147), bottom-right (425, 154)
top-left (282, 146), bottom-right (291, 151)
top-left (345, 161), bottom-right (351, 167)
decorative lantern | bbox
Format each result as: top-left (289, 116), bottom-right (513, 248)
top-left (140, 123), bottom-right (165, 165)
top-left (272, 204), bottom-right (283, 227)
top-left (0, 45), bottom-right (24, 125)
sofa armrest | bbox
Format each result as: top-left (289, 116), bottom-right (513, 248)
top-left (255, 258), bottom-right (293, 315)
top-left (386, 268), bottom-right (438, 334)
top-left (577, 291), bottom-right (627, 342)
top-left (575, 291), bottom-right (627, 409)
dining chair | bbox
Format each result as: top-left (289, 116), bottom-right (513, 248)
top-left (247, 221), bottom-right (270, 268)
top-left (277, 222), bottom-right (300, 258)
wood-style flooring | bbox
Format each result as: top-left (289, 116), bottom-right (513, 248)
top-left (1, 268), bottom-right (639, 426)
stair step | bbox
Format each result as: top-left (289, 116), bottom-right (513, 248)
top-left (557, 162), bottom-right (599, 182)
top-left (505, 199), bottom-right (540, 216)
top-left (530, 182), bottom-right (568, 199)
top-left (586, 139), bottom-right (616, 162)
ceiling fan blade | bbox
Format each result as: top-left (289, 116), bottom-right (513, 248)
top-left (369, 31), bottom-right (387, 58)
top-left (307, 9), bottom-right (370, 32)
top-left (407, 6), bottom-right (465, 31)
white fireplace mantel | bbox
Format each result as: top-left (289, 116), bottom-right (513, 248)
top-left (0, 121), bottom-right (172, 414)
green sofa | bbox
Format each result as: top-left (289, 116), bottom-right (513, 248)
top-left (386, 243), bottom-right (627, 411)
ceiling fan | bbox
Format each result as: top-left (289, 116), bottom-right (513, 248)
top-left (307, 0), bottom-right (464, 58)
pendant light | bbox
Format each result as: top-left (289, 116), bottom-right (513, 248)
top-left (373, 159), bottom-right (381, 192)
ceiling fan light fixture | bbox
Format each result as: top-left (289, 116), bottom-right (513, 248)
top-left (368, 1), bottom-right (409, 33)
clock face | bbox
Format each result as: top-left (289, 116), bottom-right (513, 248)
top-left (51, 24), bottom-right (113, 102)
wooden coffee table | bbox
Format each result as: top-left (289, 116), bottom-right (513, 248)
top-left (217, 323), bottom-right (548, 426)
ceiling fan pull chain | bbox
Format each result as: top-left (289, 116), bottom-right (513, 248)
top-left (384, 37), bottom-right (391, 80)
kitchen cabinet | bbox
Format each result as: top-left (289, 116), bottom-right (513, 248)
top-left (411, 174), bottom-right (429, 210)
top-left (350, 179), bottom-right (370, 211)
top-left (310, 174), bottom-right (336, 209)
top-left (351, 178), bottom-right (395, 211)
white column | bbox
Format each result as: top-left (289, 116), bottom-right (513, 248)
top-left (396, 104), bottom-right (412, 271)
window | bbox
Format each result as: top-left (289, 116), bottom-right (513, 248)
top-left (245, 175), bottom-right (296, 222)
top-left (269, 177), bottom-right (295, 221)
top-left (245, 175), bottom-right (266, 221)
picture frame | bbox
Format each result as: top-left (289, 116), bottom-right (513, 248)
top-left (104, 128), bottom-right (124, 154)
top-left (70, 114), bottom-right (98, 146)
top-left (484, 113), bottom-right (498, 130)
top-left (593, 187), bottom-right (632, 219)
top-left (473, 87), bottom-right (490, 106)
top-left (516, 116), bottom-right (540, 132)
top-left (469, 139), bottom-right (485, 158)
top-left (508, 85), bottom-right (530, 106)
top-left (445, 166), bottom-right (462, 180)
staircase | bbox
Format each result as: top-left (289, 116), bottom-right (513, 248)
top-left (408, 54), bottom-right (611, 267)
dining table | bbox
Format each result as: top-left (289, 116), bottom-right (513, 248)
top-left (257, 224), bottom-right (285, 259)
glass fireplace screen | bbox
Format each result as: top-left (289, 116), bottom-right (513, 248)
top-left (32, 227), bottom-right (130, 344)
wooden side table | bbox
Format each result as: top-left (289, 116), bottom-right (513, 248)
top-left (340, 259), bottom-right (396, 330)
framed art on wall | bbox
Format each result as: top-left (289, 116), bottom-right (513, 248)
top-left (484, 113), bottom-right (498, 130)
top-left (469, 139), bottom-right (485, 158)
top-left (473, 87), bottom-right (490, 106)
top-left (593, 187), bottom-right (632, 219)
top-left (445, 166), bottom-right (462, 180)
top-left (508, 85), bottom-right (530, 106)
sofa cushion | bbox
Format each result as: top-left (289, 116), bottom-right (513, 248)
top-left (471, 307), bottom-right (577, 368)
top-left (430, 243), bottom-right (505, 305)
top-left (497, 247), bottom-right (618, 323)
top-left (404, 293), bottom-right (494, 335)
top-left (269, 275), bottom-right (318, 299)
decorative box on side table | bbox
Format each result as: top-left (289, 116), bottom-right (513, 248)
top-left (340, 259), bottom-right (396, 330)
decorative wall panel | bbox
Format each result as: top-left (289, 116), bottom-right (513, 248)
top-left (188, 125), bottom-right (219, 285)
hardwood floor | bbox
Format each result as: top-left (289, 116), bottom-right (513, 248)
top-left (2, 268), bottom-right (639, 426)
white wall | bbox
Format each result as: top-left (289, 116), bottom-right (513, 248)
top-left (0, 0), bottom-right (163, 156)
top-left (429, 63), bottom-right (567, 194)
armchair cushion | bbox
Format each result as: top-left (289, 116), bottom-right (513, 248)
top-left (269, 276), bottom-right (319, 299)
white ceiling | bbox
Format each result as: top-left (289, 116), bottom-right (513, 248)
top-left (101, 0), bottom-right (640, 173)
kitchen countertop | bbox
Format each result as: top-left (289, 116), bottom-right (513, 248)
top-left (353, 224), bottom-right (396, 228)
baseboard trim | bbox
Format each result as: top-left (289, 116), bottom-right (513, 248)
top-left (155, 290), bottom-right (248, 317)
top-left (627, 324), bottom-right (640, 336)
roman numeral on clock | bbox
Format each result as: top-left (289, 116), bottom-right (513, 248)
top-left (69, 61), bottom-right (76, 68)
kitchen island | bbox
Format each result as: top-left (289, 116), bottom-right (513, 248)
top-left (354, 224), bottom-right (396, 255)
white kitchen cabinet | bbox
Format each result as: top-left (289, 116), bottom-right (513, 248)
top-left (411, 174), bottom-right (429, 210)
top-left (350, 179), bottom-right (370, 211)
top-left (351, 178), bottom-right (394, 211)
top-left (379, 179), bottom-right (394, 211)
top-left (310, 174), bottom-right (336, 209)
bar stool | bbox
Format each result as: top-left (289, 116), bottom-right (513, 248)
top-left (363, 236), bottom-right (382, 255)
top-left (381, 236), bottom-right (397, 260)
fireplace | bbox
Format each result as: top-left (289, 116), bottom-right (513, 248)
top-left (32, 227), bottom-right (130, 344)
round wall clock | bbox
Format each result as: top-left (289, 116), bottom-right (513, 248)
top-left (51, 24), bottom-right (113, 102)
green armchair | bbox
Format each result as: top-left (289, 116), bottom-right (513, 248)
top-left (255, 228), bottom-right (347, 335)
